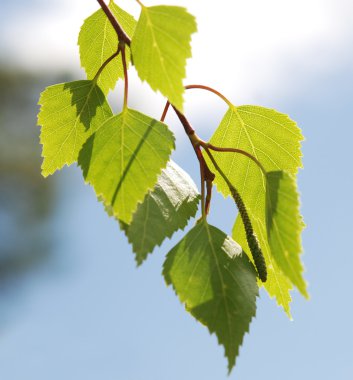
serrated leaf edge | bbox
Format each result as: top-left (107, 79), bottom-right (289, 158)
top-left (127, 194), bottom-right (200, 266)
top-left (79, 109), bottom-right (175, 225)
top-left (163, 223), bottom-right (258, 372)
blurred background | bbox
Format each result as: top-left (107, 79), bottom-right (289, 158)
top-left (0, 0), bottom-right (352, 379)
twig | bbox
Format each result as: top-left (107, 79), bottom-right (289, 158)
top-left (171, 108), bottom-right (215, 218)
top-left (160, 101), bottom-right (170, 122)
top-left (97, 0), bottom-right (131, 46)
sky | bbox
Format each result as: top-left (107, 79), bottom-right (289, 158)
top-left (1, 0), bottom-right (353, 113)
top-left (0, 0), bottom-right (353, 379)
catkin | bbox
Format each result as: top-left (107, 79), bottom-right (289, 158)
top-left (230, 186), bottom-right (267, 282)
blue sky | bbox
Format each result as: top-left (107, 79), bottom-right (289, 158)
top-left (0, 1), bottom-right (352, 379)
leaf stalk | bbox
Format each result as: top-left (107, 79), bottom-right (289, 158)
top-left (93, 48), bottom-right (120, 82)
top-left (120, 43), bottom-right (129, 109)
top-left (184, 84), bottom-right (232, 107)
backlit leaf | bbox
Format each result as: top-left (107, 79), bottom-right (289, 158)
top-left (78, 1), bottom-right (136, 94)
top-left (266, 171), bottom-right (308, 298)
top-left (163, 220), bottom-right (258, 372)
top-left (38, 80), bottom-right (112, 177)
top-left (131, 5), bottom-right (197, 111)
top-left (206, 105), bottom-right (304, 314)
top-left (79, 108), bottom-right (175, 224)
top-left (207, 105), bottom-right (303, 213)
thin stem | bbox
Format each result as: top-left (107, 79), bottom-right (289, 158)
top-left (172, 106), bottom-right (195, 136)
top-left (185, 84), bottom-right (232, 107)
top-left (205, 180), bottom-right (213, 215)
top-left (121, 44), bottom-right (129, 109)
top-left (170, 107), bottom-right (214, 182)
top-left (93, 48), bottom-right (120, 81)
top-left (171, 108), bottom-right (215, 218)
top-left (201, 142), bottom-right (267, 175)
top-left (160, 101), bottom-right (170, 122)
top-left (159, 84), bottom-right (232, 122)
top-left (135, 0), bottom-right (144, 6)
top-left (199, 160), bottom-right (206, 218)
top-left (164, 97), bottom-right (265, 219)
top-left (97, 0), bottom-right (131, 46)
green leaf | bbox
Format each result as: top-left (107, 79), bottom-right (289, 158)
top-left (208, 105), bottom-right (303, 213)
top-left (131, 5), bottom-right (197, 111)
top-left (78, 1), bottom-right (136, 95)
top-left (163, 221), bottom-right (258, 372)
top-left (233, 215), bottom-right (293, 317)
top-left (206, 105), bottom-right (304, 314)
top-left (122, 160), bottom-right (200, 265)
top-left (266, 171), bottom-right (308, 298)
top-left (78, 108), bottom-right (175, 224)
top-left (38, 80), bottom-right (113, 177)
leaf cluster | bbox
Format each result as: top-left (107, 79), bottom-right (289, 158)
top-left (37, 0), bottom-right (308, 373)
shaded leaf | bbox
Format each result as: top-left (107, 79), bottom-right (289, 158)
top-left (163, 220), bottom-right (258, 372)
top-left (122, 160), bottom-right (200, 265)
top-left (131, 5), bottom-right (197, 111)
top-left (78, 1), bottom-right (136, 94)
top-left (79, 108), bottom-right (175, 224)
top-left (38, 80), bottom-right (112, 177)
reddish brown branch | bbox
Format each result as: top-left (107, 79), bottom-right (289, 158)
top-left (205, 180), bottom-right (213, 215)
top-left (97, 0), bottom-right (131, 46)
top-left (160, 101), bottom-right (170, 122)
top-left (171, 108), bottom-right (215, 218)
top-left (172, 106), bottom-right (195, 136)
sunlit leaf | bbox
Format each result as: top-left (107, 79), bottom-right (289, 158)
top-left (78, 1), bottom-right (136, 94)
top-left (206, 105), bottom-right (304, 314)
top-left (131, 5), bottom-right (197, 111)
top-left (38, 80), bottom-right (112, 177)
top-left (79, 108), bottom-right (175, 224)
top-left (266, 171), bottom-right (308, 297)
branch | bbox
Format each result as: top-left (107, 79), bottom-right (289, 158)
top-left (160, 88), bottom-right (266, 218)
top-left (172, 106), bottom-right (195, 136)
top-left (162, 101), bottom-right (267, 175)
top-left (97, 0), bottom-right (131, 46)
top-left (171, 108), bottom-right (215, 218)
top-left (160, 102), bottom-right (170, 123)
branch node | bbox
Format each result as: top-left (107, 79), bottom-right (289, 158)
top-left (97, 0), bottom-right (131, 46)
